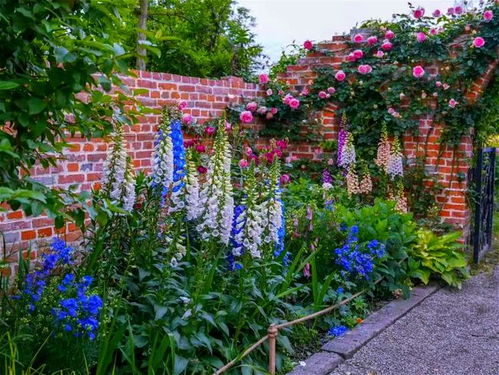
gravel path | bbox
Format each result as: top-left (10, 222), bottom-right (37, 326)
top-left (330, 267), bottom-right (499, 375)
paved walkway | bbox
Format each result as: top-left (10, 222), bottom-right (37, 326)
top-left (330, 267), bottom-right (499, 375)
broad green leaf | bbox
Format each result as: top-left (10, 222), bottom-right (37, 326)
top-left (0, 81), bottom-right (19, 90)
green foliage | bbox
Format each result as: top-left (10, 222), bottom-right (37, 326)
top-left (410, 229), bottom-right (469, 288)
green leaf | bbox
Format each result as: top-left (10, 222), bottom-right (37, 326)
top-left (27, 98), bottom-right (47, 115)
top-left (154, 305), bottom-right (168, 320)
top-left (174, 356), bottom-right (188, 375)
top-left (0, 81), bottom-right (19, 90)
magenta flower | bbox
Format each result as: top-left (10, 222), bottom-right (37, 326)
top-left (413, 7), bottom-right (425, 19)
top-left (280, 174), bottom-right (291, 185)
top-left (435, 81), bottom-right (442, 87)
top-left (375, 50), bottom-right (385, 58)
top-left (246, 101), bottom-right (258, 112)
top-left (283, 94), bottom-right (293, 105)
top-left (239, 111), bottom-right (253, 123)
top-left (300, 88), bottom-right (309, 96)
top-left (357, 64), bottom-right (373, 75)
top-left (353, 34), bottom-right (364, 43)
top-left (318, 91), bottom-right (328, 99)
top-left (335, 70), bottom-right (346, 81)
top-left (327, 87), bottom-right (336, 94)
top-left (473, 37), bottom-right (485, 48)
top-left (484, 10), bottom-right (493, 21)
top-left (225, 121), bottom-right (232, 131)
top-left (432, 9), bottom-right (441, 17)
top-left (182, 113), bottom-right (193, 124)
top-left (195, 144), bottom-right (206, 153)
top-left (353, 49), bottom-right (364, 59)
top-left (385, 30), bottom-right (395, 39)
top-left (381, 40), bottom-right (393, 51)
top-left (270, 107), bottom-right (278, 114)
top-left (416, 32), bottom-right (426, 43)
top-left (289, 98), bottom-right (300, 109)
top-left (258, 74), bottom-right (269, 84)
top-left (197, 166), bottom-right (207, 174)
top-left (347, 53), bottom-right (356, 62)
top-left (367, 36), bottom-right (378, 45)
top-left (303, 40), bottom-right (313, 50)
top-left (412, 65), bottom-right (425, 78)
top-left (205, 126), bottom-right (216, 135)
top-left (447, 7), bottom-right (455, 16)
top-left (430, 28), bottom-right (438, 36)
top-left (238, 159), bottom-right (248, 168)
top-left (448, 99), bottom-right (458, 108)
top-left (454, 6), bottom-right (463, 15)
top-left (178, 100), bottom-right (188, 110)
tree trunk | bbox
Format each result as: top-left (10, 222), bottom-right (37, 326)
top-left (136, 0), bottom-right (149, 70)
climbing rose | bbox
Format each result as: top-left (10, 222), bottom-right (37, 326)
top-left (289, 98), bottom-right (300, 109)
top-left (238, 159), bottom-right (248, 168)
top-left (195, 144), bottom-right (206, 153)
top-left (318, 91), bottom-right (328, 99)
top-left (353, 34), bottom-right (364, 43)
top-left (448, 99), bottom-right (458, 108)
top-left (257, 106), bottom-right (267, 115)
top-left (353, 49), bottom-right (363, 59)
top-left (484, 10), bottom-right (493, 21)
top-left (178, 100), bottom-right (188, 110)
top-left (283, 94), bottom-right (293, 105)
top-left (432, 9), bottom-right (441, 17)
top-left (413, 7), bottom-right (425, 18)
top-left (225, 121), bottom-right (232, 131)
top-left (375, 50), bottom-right (384, 58)
top-left (381, 40), bottom-right (393, 51)
top-left (412, 65), bottom-right (425, 78)
top-left (246, 102), bottom-right (258, 112)
top-left (266, 89), bottom-right (273, 96)
top-left (430, 28), bottom-right (438, 35)
top-left (416, 32), bottom-right (426, 43)
top-left (270, 107), bottom-right (278, 114)
top-left (385, 30), bottom-right (395, 39)
top-left (327, 87), bottom-right (336, 94)
top-left (367, 36), bottom-right (378, 45)
top-left (239, 111), bottom-right (253, 123)
top-left (435, 81), bottom-right (442, 87)
top-left (357, 64), bottom-right (372, 75)
top-left (335, 70), bottom-right (346, 81)
top-left (347, 53), bottom-right (356, 62)
top-left (472, 37), bottom-right (485, 48)
top-left (258, 74), bottom-right (269, 84)
top-left (205, 126), bottom-right (215, 135)
top-left (182, 113), bottom-right (193, 124)
top-left (303, 40), bottom-right (313, 50)
top-left (447, 7), bottom-right (455, 15)
top-left (454, 6), bottom-right (463, 15)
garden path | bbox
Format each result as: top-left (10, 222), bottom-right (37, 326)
top-left (329, 266), bottom-right (499, 375)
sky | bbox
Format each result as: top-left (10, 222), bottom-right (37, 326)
top-left (237, 0), bottom-right (462, 63)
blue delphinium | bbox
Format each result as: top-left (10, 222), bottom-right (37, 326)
top-left (171, 118), bottom-right (186, 192)
top-left (228, 205), bottom-right (246, 270)
top-left (328, 325), bottom-right (348, 337)
top-left (273, 201), bottom-right (291, 266)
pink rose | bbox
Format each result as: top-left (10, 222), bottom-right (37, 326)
top-left (447, 7), bottom-right (455, 16)
top-left (347, 53), bottom-right (356, 62)
top-left (448, 99), bottom-right (458, 108)
top-left (276, 140), bottom-right (287, 149)
top-left (387, 107), bottom-right (396, 115)
top-left (197, 166), bottom-right (207, 174)
top-left (416, 32), bottom-right (426, 43)
top-left (327, 87), bottom-right (336, 94)
top-left (266, 89), bottom-right (273, 96)
top-left (443, 83), bottom-right (450, 90)
top-left (246, 101), bottom-right (258, 112)
top-left (289, 98), bottom-right (300, 109)
top-left (240, 110), bottom-right (253, 123)
top-left (225, 121), bottom-right (232, 131)
top-left (381, 40), bottom-right (393, 51)
top-left (435, 81), bottom-right (442, 87)
top-left (353, 33), bottom-right (364, 43)
top-left (300, 88), bottom-right (309, 96)
top-left (258, 74), bottom-right (269, 84)
top-left (238, 159), bottom-right (248, 168)
top-left (303, 40), bottom-right (313, 50)
top-left (205, 126), bottom-right (215, 136)
top-left (385, 30), bottom-right (395, 39)
top-left (280, 174), bottom-right (291, 185)
top-left (257, 106), bottom-right (267, 115)
top-left (271, 107), bottom-right (278, 114)
top-left (195, 144), bottom-right (206, 153)
top-left (353, 49), bottom-right (364, 59)
top-left (430, 28), bottom-right (438, 35)
top-left (472, 37), bottom-right (485, 48)
top-left (412, 65), bottom-right (425, 78)
top-left (245, 147), bottom-right (253, 156)
top-left (432, 9), bottom-right (441, 17)
top-left (335, 70), bottom-right (346, 81)
top-left (266, 112), bottom-right (273, 120)
top-left (367, 36), bottom-right (378, 45)
top-left (318, 91), bottom-right (327, 99)
top-left (182, 113), bottom-right (193, 124)
top-left (454, 6), bottom-right (463, 15)
top-left (178, 100), bottom-right (188, 110)
top-left (484, 10), bottom-right (493, 21)
top-left (357, 64), bottom-right (373, 75)
top-left (413, 7), bottom-right (425, 19)
top-left (375, 50), bottom-right (385, 58)
top-left (432, 92), bottom-right (438, 97)
top-left (283, 94), bottom-right (293, 105)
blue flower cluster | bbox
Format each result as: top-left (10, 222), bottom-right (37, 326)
top-left (228, 205), bottom-right (245, 270)
top-left (171, 118), bottom-right (186, 192)
top-left (328, 325), bottom-right (348, 337)
top-left (53, 274), bottom-right (103, 340)
top-left (273, 201), bottom-right (290, 266)
top-left (23, 238), bottom-right (74, 311)
top-left (334, 226), bottom-right (385, 279)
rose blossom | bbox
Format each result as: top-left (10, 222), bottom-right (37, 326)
top-left (266, 89), bottom-right (273, 96)
top-left (197, 166), bottom-right (207, 174)
top-left (270, 107), bottom-right (278, 114)
top-left (447, 7), bottom-right (455, 16)
top-left (280, 174), bottom-right (291, 185)
top-left (335, 70), bottom-right (346, 81)
top-left (430, 28), bottom-right (438, 35)
top-left (283, 94), bottom-right (293, 104)
top-left (381, 40), bottom-right (393, 51)
top-left (432, 9), bottom-right (441, 17)
top-left (182, 113), bottom-right (193, 124)
top-left (416, 32), bottom-right (426, 43)
top-left (195, 144), bottom-right (206, 153)
top-left (387, 107), bottom-right (396, 115)
top-left (205, 126), bottom-right (215, 135)
top-left (353, 33), bottom-right (364, 43)
top-left (484, 10), bottom-right (493, 21)
top-left (225, 121), bottom-right (232, 131)
top-left (353, 49), bottom-right (364, 59)
top-left (266, 112), bottom-right (273, 120)
top-left (289, 98), bottom-right (300, 109)
top-left (347, 53), bottom-right (356, 62)
top-left (367, 36), bottom-right (378, 45)
top-left (412, 65), bottom-right (425, 78)
top-left (277, 139), bottom-right (287, 149)
top-left (358, 64), bottom-right (373, 74)
top-left (436, 81), bottom-right (442, 87)
top-left (385, 30), bottom-right (395, 39)
top-left (300, 88), bottom-right (309, 96)
top-left (240, 110), bottom-right (253, 123)
top-left (472, 37), bottom-right (485, 48)
top-left (454, 6), bottom-right (463, 15)
top-left (327, 87), bottom-right (336, 94)
top-left (413, 7), bottom-right (425, 19)
top-left (238, 159), bottom-right (248, 168)
top-left (178, 100), bottom-right (188, 110)
top-left (258, 74), bottom-right (269, 84)
top-left (375, 50), bottom-right (385, 58)
top-left (448, 99), bottom-right (458, 108)
top-left (245, 147), bottom-right (253, 156)
top-left (318, 91), bottom-right (328, 99)
top-left (303, 40), bottom-right (313, 50)
top-left (443, 83), bottom-right (450, 90)
top-left (246, 101), bottom-right (258, 111)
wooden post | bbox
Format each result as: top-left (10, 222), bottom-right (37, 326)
top-left (268, 324), bottom-right (278, 374)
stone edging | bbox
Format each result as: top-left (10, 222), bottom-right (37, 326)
top-left (287, 284), bottom-right (441, 375)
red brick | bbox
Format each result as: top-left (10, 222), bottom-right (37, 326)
top-left (21, 230), bottom-right (36, 240)
top-left (7, 211), bottom-right (23, 220)
top-left (37, 227), bottom-right (53, 237)
top-left (58, 175), bottom-right (85, 184)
